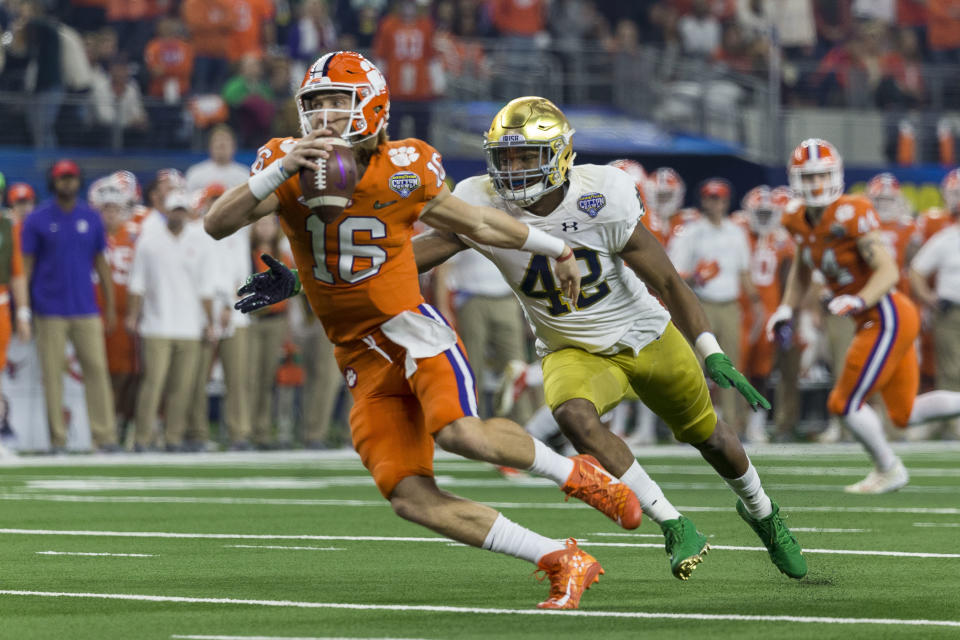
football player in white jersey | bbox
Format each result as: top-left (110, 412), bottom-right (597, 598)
top-left (413, 97), bottom-right (807, 581)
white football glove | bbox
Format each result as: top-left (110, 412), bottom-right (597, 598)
top-left (765, 304), bottom-right (794, 341)
top-left (827, 294), bottom-right (866, 317)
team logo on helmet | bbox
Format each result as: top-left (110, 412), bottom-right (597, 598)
top-left (577, 193), bottom-right (606, 217)
top-left (389, 171), bottom-right (421, 198)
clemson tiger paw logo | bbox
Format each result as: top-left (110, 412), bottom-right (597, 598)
top-left (388, 147), bottom-right (419, 167)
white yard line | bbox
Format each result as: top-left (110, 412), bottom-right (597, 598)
top-left (1, 493), bottom-right (959, 516)
top-left (587, 532), bottom-right (664, 538)
top-left (35, 551), bottom-right (155, 557)
top-left (0, 590), bottom-right (957, 628)
top-left (225, 545), bottom-right (344, 551)
top-left (788, 528), bottom-right (870, 533)
top-left (1, 529), bottom-right (956, 559)
top-left (913, 522), bottom-right (960, 528)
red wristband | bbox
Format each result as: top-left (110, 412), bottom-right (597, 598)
top-left (556, 248), bottom-right (574, 262)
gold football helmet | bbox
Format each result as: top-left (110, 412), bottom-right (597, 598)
top-left (483, 97), bottom-right (575, 206)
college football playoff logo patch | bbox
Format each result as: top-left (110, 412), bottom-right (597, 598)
top-left (389, 171), bottom-right (421, 198)
top-left (577, 192), bottom-right (606, 218)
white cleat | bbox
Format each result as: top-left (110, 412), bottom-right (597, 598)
top-left (844, 460), bottom-right (909, 494)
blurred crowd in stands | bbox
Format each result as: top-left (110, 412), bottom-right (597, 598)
top-left (0, 0), bottom-right (958, 152)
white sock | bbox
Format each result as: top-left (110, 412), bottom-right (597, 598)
top-left (524, 405), bottom-right (561, 443)
top-left (481, 513), bottom-right (564, 564)
top-left (908, 391), bottom-right (960, 425)
top-left (724, 462), bottom-right (773, 519)
top-left (527, 438), bottom-right (574, 486)
top-left (840, 404), bottom-right (898, 472)
top-left (619, 460), bottom-right (681, 524)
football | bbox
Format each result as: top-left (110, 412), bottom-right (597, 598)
top-left (299, 138), bottom-right (357, 222)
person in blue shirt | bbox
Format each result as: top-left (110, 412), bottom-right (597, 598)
top-left (20, 159), bottom-right (119, 453)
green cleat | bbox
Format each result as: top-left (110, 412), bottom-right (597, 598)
top-left (736, 499), bottom-right (808, 579)
top-left (660, 516), bottom-right (710, 581)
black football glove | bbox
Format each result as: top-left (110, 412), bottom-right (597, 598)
top-left (235, 253), bottom-right (302, 314)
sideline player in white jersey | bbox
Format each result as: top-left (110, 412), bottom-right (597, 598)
top-left (413, 97), bottom-right (807, 581)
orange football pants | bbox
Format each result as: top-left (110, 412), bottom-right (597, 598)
top-left (0, 296), bottom-right (10, 371)
top-left (335, 305), bottom-right (479, 498)
top-left (828, 291), bottom-right (920, 427)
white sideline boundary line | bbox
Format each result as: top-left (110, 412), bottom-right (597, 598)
top-left (172, 636), bottom-right (427, 640)
top-left (1, 529), bottom-right (956, 559)
top-left (1, 493), bottom-right (959, 516)
top-left (0, 590), bottom-right (958, 628)
top-left (1, 441), bottom-right (958, 468)
top-left (225, 545), bottom-right (344, 552)
top-left (36, 551), bottom-right (155, 557)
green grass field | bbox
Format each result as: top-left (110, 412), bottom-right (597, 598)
top-left (0, 443), bottom-right (958, 640)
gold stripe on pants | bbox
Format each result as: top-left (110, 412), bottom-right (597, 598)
top-left (34, 315), bottom-right (116, 448)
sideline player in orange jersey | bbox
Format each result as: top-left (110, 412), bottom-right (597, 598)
top-left (866, 173), bottom-right (917, 296)
top-left (737, 186), bottom-right (795, 441)
top-left (89, 175), bottom-right (140, 445)
top-left (0, 186), bottom-right (31, 440)
top-left (768, 139), bottom-right (960, 494)
top-left (204, 51), bottom-right (639, 609)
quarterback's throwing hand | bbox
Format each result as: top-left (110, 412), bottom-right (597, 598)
top-left (827, 294), bottom-right (865, 317)
top-left (235, 254), bottom-right (302, 314)
top-left (704, 353), bottom-right (772, 411)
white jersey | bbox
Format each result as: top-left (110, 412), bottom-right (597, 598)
top-left (453, 164), bottom-right (671, 357)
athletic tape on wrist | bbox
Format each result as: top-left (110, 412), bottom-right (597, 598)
top-left (248, 161), bottom-right (290, 201)
top-left (521, 226), bottom-right (566, 258)
top-left (695, 332), bottom-right (723, 359)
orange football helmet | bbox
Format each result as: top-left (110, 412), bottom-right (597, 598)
top-left (788, 138), bottom-right (844, 207)
top-left (866, 172), bottom-right (904, 221)
top-left (109, 170), bottom-right (142, 207)
top-left (6, 182), bottom-right (35, 204)
top-left (297, 51), bottom-right (390, 144)
top-left (608, 159), bottom-right (647, 189)
top-left (941, 168), bottom-right (960, 215)
top-left (88, 175), bottom-right (130, 213)
top-left (741, 185), bottom-right (783, 235)
top-left (647, 167), bottom-right (685, 221)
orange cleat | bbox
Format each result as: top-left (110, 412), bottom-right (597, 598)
top-left (535, 538), bottom-right (604, 610)
top-left (561, 454), bottom-right (642, 529)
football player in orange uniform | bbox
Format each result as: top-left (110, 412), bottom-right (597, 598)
top-left (204, 51), bottom-right (640, 609)
top-left (646, 167), bottom-right (695, 249)
top-left (866, 172), bottom-right (917, 296)
top-left (768, 139), bottom-right (960, 493)
top-left (90, 175), bottom-right (140, 446)
top-left (737, 186), bottom-right (795, 441)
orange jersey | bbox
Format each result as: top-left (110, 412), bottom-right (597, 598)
top-left (664, 208), bottom-right (701, 250)
top-left (254, 137), bottom-right (447, 345)
top-left (372, 15), bottom-right (437, 100)
top-left (878, 216), bottom-right (917, 295)
top-left (144, 37), bottom-right (195, 97)
top-left (916, 207), bottom-right (953, 242)
top-left (749, 228), bottom-right (795, 313)
top-left (99, 224), bottom-right (139, 375)
top-left (228, 0), bottom-right (274, 61)
top-left (782, 194), bottom-right (881, 300)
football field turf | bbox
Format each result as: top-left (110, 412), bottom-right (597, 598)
top-left (0, 443), bottom-right (958, 640)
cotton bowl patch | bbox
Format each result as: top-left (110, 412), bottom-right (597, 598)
top-left (389, 171), bottom-right (421, 198)
top-left (577, 192), bottom-right (606, 217)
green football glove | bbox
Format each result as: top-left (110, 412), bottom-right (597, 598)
top-left (704, 353), bottom-right (771, 411)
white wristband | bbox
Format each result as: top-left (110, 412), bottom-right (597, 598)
top-left (521, 226), bottom-right (566, 259)
top-left (248, 161), bottom-right (290, 201)
top-left (16, 307), bottom-right (32, 322)
top-left (694, 331), bottom-right (723, 359)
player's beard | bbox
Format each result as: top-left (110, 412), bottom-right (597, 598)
top-left (353, 129), bottom-right (388, 174)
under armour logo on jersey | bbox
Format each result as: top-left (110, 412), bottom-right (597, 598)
top-left (561, 221), bottom-right (579, 232)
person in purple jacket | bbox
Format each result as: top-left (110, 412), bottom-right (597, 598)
top-left (20, 159), bottom-right (119, 453)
